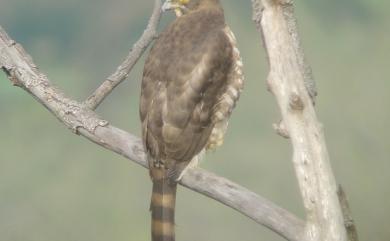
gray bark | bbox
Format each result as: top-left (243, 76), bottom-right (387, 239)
top-left (251, 0), bottom-right (348, 240)
top-left (0, 0), bottom-right (354, 240)
top-left (0, 2), bottom-right (304, 239)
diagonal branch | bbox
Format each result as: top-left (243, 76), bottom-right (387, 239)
top-left (338, 185), bottom-right (359, 241)
top-left (84, 0), bottom-right (162, 110)
top-left (0, 25), bottom-right (304, 241)
top-left (251, 0), bottom-right (348, 240)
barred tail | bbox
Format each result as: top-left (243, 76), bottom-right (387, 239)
top-left (151, 177), bottom-right (177, 241)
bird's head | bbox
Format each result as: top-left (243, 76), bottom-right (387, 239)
top-left (162, 0), bottom-right (219, 16)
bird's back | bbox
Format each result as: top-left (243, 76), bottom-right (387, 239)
top-left (141, 7), bottom-right (233, 166)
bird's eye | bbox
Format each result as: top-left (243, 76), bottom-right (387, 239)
top-left (179, 0), bottom-right (190, 4)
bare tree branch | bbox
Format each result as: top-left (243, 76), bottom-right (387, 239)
top-left (84, 0), bottom-right (162, 110)
top-left (338, 185), bottom-right (359, 241)
top-left (251, 0), bottom-right (348, 240)
top-left (0, 24), bottom-right (304, 241)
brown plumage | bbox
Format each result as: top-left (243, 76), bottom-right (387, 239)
top-left (140, 0), bottom-right (244, 240)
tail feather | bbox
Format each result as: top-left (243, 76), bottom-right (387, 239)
top-left (151, 177), bottom-right (177, 241)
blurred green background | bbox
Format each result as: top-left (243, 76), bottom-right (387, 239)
top-left (0, 0), bottom-right (389, 240)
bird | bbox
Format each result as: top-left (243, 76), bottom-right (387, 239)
top-left (139, 0), bottom-right (244, 240)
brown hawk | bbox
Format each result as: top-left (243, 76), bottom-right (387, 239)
top-left (139, 0), bottom-right (244, 240)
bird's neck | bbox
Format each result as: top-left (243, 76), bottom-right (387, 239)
top-left (194, 1), bottom-right (224, 21)
top-left (197, 1), bottom-right (222, 11)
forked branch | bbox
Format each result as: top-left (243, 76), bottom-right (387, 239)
top-left (0, 2), bottom-right (305, 240)
top-left (84, 0), bottom-right (162, 110)
top-left (251, 0), bottom-right (348, 240)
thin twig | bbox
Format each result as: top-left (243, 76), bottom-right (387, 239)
top-left (84, 0), bottom-right (162, 110)
top-left (0, 24), bottom-right (304, 241)
top-left (251, 0), bottom-right (348, 240)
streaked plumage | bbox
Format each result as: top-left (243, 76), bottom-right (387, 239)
top-left (140, 0), bottom-right (244, 240)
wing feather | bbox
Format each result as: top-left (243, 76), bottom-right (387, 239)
top-left (140, 9), bottom-right (241, 170)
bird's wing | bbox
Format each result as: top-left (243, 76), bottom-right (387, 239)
top-left (140, 28), bottom-right (233, 166)
top-left (206, 25), bottom-right (245, 150)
